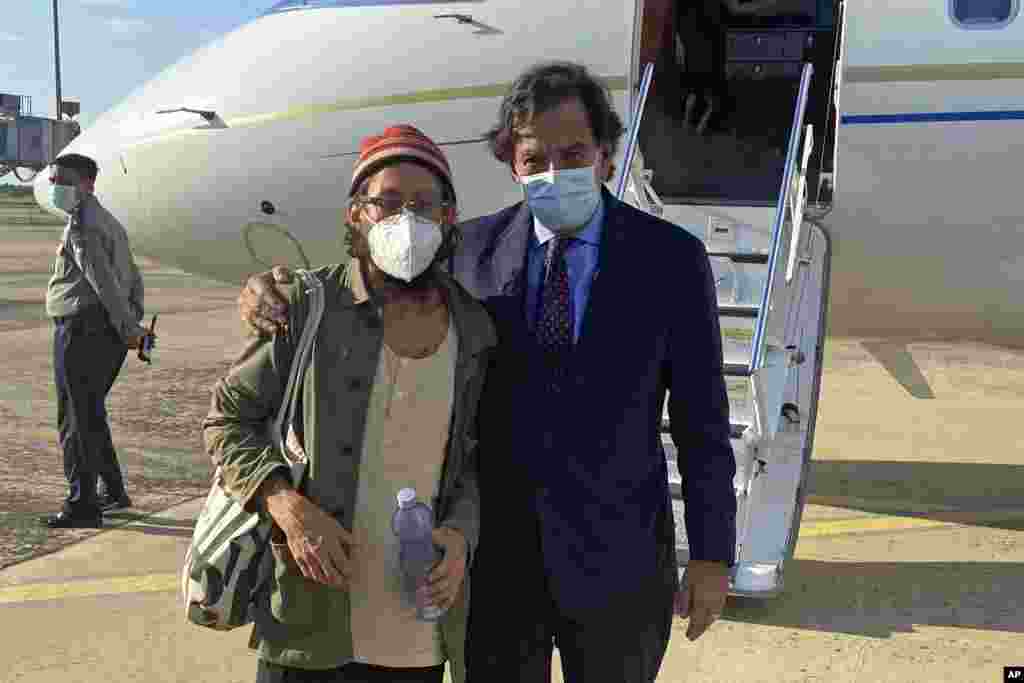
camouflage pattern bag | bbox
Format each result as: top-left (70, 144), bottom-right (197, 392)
top-left (181, 270), bottom-right (324, 630)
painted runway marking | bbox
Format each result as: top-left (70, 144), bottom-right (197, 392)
top-left (798, 515), bottom-right (954, 537)
top-left (798, 506), bottom-right (1024, 538)
top-left (1, 508), bottom-right (1022, 604)
top-left (0, 573), bottom-right (179, 605)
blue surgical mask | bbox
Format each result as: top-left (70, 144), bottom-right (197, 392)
top-left (520, 165), bottom-right (601, 233)
top-left (49, 185), bottom-right (79, 213)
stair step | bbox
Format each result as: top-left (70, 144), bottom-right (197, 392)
top-left (663, 429), bottom-right (752, 498)
top-left (659, 197), bottom-right (779, 209)
top-left (663, 376), bottom-right (755, 433)
top-left (707, 251), bottom-right (771, 265)
top-left (661, 418), bottom-right (750, 440)
top-left (719, 304), bottom-right (760, 319)
top-left (725, 362), bottom-right (751, 377)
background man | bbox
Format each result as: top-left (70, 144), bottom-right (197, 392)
top-left (42, 153), bottom-right (148, 528)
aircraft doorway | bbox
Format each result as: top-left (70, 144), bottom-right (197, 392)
top-left (635, 0), bottom-right (845, 208)
top-left (623, 0), bottom-right (848, 598)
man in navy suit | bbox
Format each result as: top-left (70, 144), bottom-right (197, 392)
top-left (239, 62), bottom-right (736, 682)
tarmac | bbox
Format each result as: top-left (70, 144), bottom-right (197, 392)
top-left (1, 222), bottom-right (1022, 682)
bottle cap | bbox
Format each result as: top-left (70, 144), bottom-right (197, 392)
top-left (396, 488), bottom-right (417, 509)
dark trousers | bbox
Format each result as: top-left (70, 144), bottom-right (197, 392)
top-left (466, 510), bottom-right (676, 683)
top-left (256, 660), bottom-right (444, 683)
top-left (53, 305), bottom-right (128, 514)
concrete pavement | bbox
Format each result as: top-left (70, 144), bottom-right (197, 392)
top-left (1, 217), bottom-right (1021, 681)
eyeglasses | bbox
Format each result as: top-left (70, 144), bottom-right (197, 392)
top-left (354, 195), bottom-right (453, 219)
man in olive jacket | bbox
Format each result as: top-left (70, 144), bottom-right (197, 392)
top-left (202, 126), bottom-right (494, 683)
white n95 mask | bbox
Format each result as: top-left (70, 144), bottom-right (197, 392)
top-left (520, 165), bottom-right (601, 232)
top-left (367, 209), bottom-right (444, 282)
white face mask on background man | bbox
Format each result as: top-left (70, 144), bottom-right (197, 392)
top-left (366, 208), bottom-right (444, 282)
top-left (519, 164), bottom-right (602, 233)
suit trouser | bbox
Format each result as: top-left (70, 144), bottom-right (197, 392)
top-left (53, 305), bottom-right (128, 513)
top-left (466, 507), bottom-right (677, 683)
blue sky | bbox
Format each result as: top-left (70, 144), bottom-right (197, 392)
top-left (2, 1), bottom-right (266, 183)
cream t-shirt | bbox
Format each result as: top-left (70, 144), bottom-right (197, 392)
top-left (349, 319), bottom-right (456, 667)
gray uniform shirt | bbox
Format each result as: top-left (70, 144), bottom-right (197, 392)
top-left (46, 193), bottom-right (146, 342)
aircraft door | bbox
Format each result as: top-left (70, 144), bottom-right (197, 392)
top-left (812, 0), bottom-right (846, 208)
top-left (629, 0), bottom-right (848, 208)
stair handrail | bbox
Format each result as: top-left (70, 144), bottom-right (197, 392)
top-left (749, 63), bottom-right (815, 371)
top-left (616, 62), bottom-right (655, 200)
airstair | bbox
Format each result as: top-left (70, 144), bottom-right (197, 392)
top-left (617, 0), bottom-right (846, 597)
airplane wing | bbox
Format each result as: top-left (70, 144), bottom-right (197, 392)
top-left (861, 341), bottom-right (936, 399)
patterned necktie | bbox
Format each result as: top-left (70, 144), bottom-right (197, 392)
top-left (536, 237), bottom-right (573, 352)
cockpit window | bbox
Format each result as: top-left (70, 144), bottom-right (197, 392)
top-left (267, 0), bottom-right (478, 13)
top-left (949, 0), bottom-right (1019, 28)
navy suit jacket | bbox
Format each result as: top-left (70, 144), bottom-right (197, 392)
top-left (451, 189), bottom-right (736, 618)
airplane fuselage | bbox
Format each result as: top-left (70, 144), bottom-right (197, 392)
top-left (34, 0), bottom-right (1024, 346)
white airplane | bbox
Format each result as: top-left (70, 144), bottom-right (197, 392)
top-left (30, 0), bottom-right (1024, 597)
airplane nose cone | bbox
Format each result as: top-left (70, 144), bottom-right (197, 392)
top-left (30, 124), bottom-right (108, 220)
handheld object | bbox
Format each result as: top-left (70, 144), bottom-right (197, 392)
top-left (392, 488), bottom-right (446, 622)
top-left (138, 314), bottom-right (158, 363)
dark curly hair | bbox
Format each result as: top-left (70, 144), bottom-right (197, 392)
top-left (485, 61), bottom-right (625, 165)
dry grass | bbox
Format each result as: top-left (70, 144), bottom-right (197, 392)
top-left (0, 223), bottom-right (238, 569)
top-left (0, 193), bottom-right (64, 225)
top-left (0, 362), bottom-right (221, 569)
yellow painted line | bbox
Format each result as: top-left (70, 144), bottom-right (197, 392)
top-left (0, 573), bottom-right (179, 605)
top-left (798, 515), bottom-right (954, 538)
top-left (799, 507), bottom-right (1024, 538)
top-left (2, 508), bottom-right (1022, 605)
top-left (128, 76), bottom-right (630, 149)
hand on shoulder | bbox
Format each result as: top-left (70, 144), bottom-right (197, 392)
top-left (240, 265), bottom-right (296, 337)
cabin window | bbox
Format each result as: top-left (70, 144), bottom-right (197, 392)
top-left (949, 0), bottom-right (1019, 28)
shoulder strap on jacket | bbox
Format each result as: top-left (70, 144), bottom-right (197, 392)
top-left (271, 269), bottom-right (325, 483)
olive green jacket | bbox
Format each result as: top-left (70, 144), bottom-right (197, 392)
top-left (202, 260), bottom-right (495, 679)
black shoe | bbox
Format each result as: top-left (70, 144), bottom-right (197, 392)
top-left (40, 510), bottom-right (103, 529)
top-left (98, 492), bottom-right (133, 511)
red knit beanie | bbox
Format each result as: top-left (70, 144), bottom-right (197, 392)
top-left (349, 125), bottom-right (454, 200)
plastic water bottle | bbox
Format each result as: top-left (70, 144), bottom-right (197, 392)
top-left (392, 488), bottom-right (445, 621)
